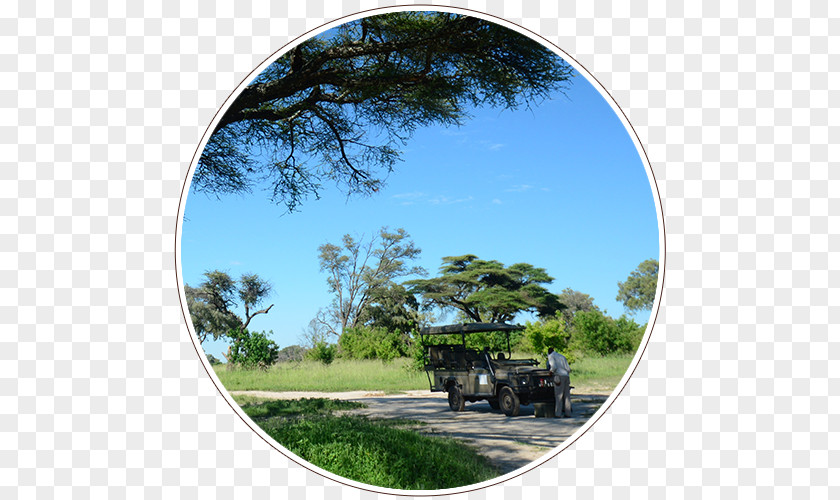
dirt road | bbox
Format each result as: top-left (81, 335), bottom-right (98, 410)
top-left (232, 390), bottom-right (608, 475)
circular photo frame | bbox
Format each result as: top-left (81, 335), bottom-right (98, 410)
top-left (176, 5), bottom-right (664, 495)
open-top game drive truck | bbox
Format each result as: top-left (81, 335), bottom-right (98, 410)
top-left (419, 323), bottom-right (556, 416)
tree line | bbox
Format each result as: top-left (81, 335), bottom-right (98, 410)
top-left (185, 226), bottom-right (658, 367)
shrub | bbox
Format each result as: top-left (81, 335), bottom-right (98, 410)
top-left (406, 338), bottom-right (427, 372)
top-left (339, 326), bottom-right (409, 362)
top-left (523, 313), bottom-right (571, 354)
top-left (306, 341), bottom-right (337, 365)
top-left (571, 310), bottom-right (644, 356)
top-left (614, 315), bottom-right (646, 352)
top-left (227, 329), bottom-right (279, 369)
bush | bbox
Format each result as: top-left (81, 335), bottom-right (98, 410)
top-left (614, 315), bottom-right (646, 352)
top-left (570, 310), bottom-right (643, 356)
top-left (339, 326), bottom-right (409, 362)
top-left (206, 354), bottom-right (223, 366)
top-left (522, 313), bottom-right (571, 355)
top-left (306, 341), bottom-right (337, 365)
top-left (227, 329), bottom-right (279, 369)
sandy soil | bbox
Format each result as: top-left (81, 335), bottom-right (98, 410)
top-left (230, 389), bottom-right (608, 475)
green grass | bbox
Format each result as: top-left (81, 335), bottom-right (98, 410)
top-left (569, 353), bottom-right (635, 394)
top-left (236, 396), bottom-right (498, 490)
top-left (216, 353), bottom-right (636, 395)
top-left (216, 358), bottom-right (429, 393)
top-left (231, 395), bottom-right (365, 417)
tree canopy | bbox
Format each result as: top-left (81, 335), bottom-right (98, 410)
top-left (185, 270), bottom-right (274, 343)
top-left (317, 227), bottom-right (425, 336)
top-left (616, 259), bottom-right (659, 313)
top-left (407, 254), bottom-right (561, 323)
top-left (194, 11), bottom-right (574, 211)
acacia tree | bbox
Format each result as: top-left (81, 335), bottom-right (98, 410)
top-left (194, 12), bottom-right (574, 211)
top-left (185, 270), bottom-right (274, 343)
top-left (407, 254), bottom-right (561, 323)
top-left (616, 259), bottom-right (659, 313)
top-left (318, 227), bottom-right (425, 336)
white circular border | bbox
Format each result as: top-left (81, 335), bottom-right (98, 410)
top-left (174, 4), bottom-right (666, 496)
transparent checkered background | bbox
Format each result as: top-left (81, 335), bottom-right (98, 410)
top-left (2, 0), bottom-right (837, 497)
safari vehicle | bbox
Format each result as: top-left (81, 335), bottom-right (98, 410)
top-left (419, 323), bottom-right (556, 416)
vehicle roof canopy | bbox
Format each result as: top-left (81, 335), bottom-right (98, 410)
top-left (419, 322), bottom-right (524, 336)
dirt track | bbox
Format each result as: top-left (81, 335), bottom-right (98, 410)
top-left (232, 390), bottom-right (608, 475)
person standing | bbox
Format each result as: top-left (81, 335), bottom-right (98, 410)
top-left (547, 347), bottom-right (572, 418)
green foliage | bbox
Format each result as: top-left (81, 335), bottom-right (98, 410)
top-left (417, 330), bottom-right (519, 353)
top-left (234, 397), bottom-right (364, 418)
top-left (240, 404), bottom-right (498, 490)
top-left (555, 287), bottom-right (597, 328)
top-left (614, 315), bottom-right (646, 353)
top-left (184, 282), bottom-right (240, 344)
top-left (522, 313), bottom-right (575, 363)
top-left (406, 339), bottom-right (428, 372)
top-left (227, 329), bottom-right (279, 369)
top-left (616, 259), bottom-right (659, 313)
top-left (570, 310), bottom-right (644, 356)
top-left (319, 227), bottom-right (425, 336)
top-left (185, 270), bottom-right (274, 343)
top-left (195, 11), bottom-right (574, 212)
top-left (407, 255), bottom-right (560, 323)
top-left (339, 326), bottom-right (409, 362)
top-left (205, 354), bottom-right (222, 366)
top-left (306, 341), bottom-right (337, 365)
top-left (358, 282), bottom-right (422, 335)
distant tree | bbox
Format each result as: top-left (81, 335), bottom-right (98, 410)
top-left (300, 316), bottom-right (332, 350)
top-left (276, 344), bottom-right (308, 363)
top-left (185, 270), bottom-right (274, 343)
top-left (194, 11), bottom-right (574, 211)
top-left (357, 282), bottom-right (422, 334)
top-left (237, 273), bottom-right (275, 331)
top-left (556, 287), bottom-right (597, 328)
top-left (318, 227), bottom-right (425, 336)
top-left (616, 259), bottom-right (659, 313)
top-left (407, 255), bottom-right (560, 323)
top-left (185, 284), bottom-right (239, 344)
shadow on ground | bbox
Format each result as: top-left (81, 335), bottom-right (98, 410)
top-left (345, 393), bottom-right (609, 475)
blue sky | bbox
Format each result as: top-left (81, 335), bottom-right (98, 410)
top-left (180, 68), bottom-right (660, 359)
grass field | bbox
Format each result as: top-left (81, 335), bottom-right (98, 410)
top-left (214, 353), bottom-right (635, 395)
top-left (234, 395), bottom-right (498, 490)
top-left (221, 354), bottom-right (636, 490)
top-left (566, 353), bottom-right (637, 394)
top-left (216, 358), bottom-right (428, 393)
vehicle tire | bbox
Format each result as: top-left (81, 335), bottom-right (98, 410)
top-left (448, 385), bottom-right (465, 412)
top-left (499, 386), bottom-right (520, 416)
top-left (488, 398), bottom-right (500, 410)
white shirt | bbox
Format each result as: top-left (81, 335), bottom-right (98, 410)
top-left (547, 351), bottom-right (570, 377)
